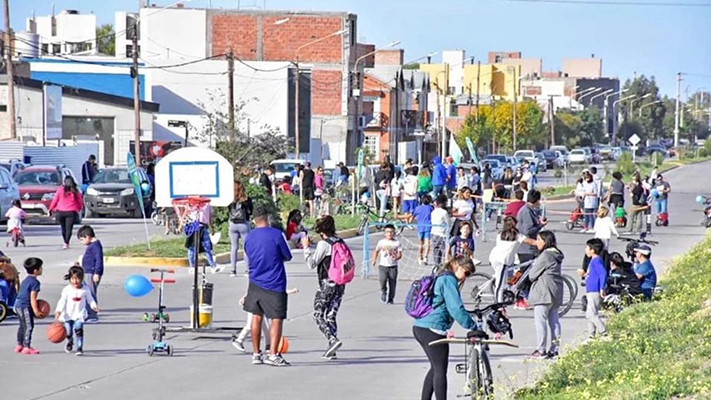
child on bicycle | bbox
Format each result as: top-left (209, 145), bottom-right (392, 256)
top-left (412, 195), bottom-right (434, 266)
top-left (5, 200), bottom-right (27, 246)
top-left (489, 216), bottom-right (537, 303)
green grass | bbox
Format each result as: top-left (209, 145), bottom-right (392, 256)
top-left (303, 213), bottom-right (363, 231)
top-left (105, 237), bottom-right (231, 258)
top-left (515, 233), bottom-right (711, 400)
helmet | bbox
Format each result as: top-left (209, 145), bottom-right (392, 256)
top-left (486, 309), bottom-right (513, 338)
top-left (697, 195), bottom-right (705, 204)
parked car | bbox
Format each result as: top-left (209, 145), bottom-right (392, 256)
top-left (14, 165), bottom-right (78, 217)
top-left (0, 167), bottom-right (20, 222)
top-left (549, 145), bottom-right (570, 164)
top-left (610, 147), bottom-right (623, 161)
top-left (485, 154), bottom-right (509, 167)
top-left (513, 150), bottom-right (536, 165)
top-left (270, 159), bottom-right (307, 181)
top-left (553, 151), bottom-right (566, 167)
top-left (478, 160), bottom-right (504, 180)
top-left (540, 150), bottom-right (561, 169)
top-left (84, 167), bottom-right (152, 218)
top-left (586, 147), bottom-right (602, 164)
top-left (0, 159), bottom-right (26, 177)
top-left (598, 145), bottom-right (613, 160)
top-left (646, 145), bottom-right (668, 158)
top-left (534, 152), bottom-right (548, 172)
top-left (569, 149), bottom-right (589, 164)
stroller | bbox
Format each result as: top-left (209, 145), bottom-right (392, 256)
top-left (565, 207), bottom-right (585, 231)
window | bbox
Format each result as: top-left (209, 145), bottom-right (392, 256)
top-left (364, 134), bottom-right (379, 156)
top-left (52, 44), bottom-right (60, 54)
top-left (41, 44), bottom-right (48, 55)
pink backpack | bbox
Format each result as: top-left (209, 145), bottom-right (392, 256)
top-left (326, 238), bottom-right (356, 285)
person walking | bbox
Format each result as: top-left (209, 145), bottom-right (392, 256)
top-left (628, 176), bottom-right (646, 234)
top-left (49, 176), bottom-right (83, 249)
top-left (431, 157), bottom-right (447, 197)
top-left (375, 162), bottom-right (391, 220)
top-left (81, 155), bottom-right (97, 193)
top-left (300, 162), bottom-right (316, 217)
top-left (516, 189), bottom-right (547, 263)
top-left (528, 230), bottom-right (564, 359)
top-left (243, 206), bottom-right (292, 366)
top-left (606, 171), bottom-right (625, 214)
top-left (228, 180), bottom-right (253, 277)
top-left (314, 166), bottom-right (325, 214)
top-left (444, 157), bottom-right (457, 200)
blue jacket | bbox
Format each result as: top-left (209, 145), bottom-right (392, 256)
top-left (446, 164), bottom-right (457, 189)
top-left (432, 157), bottom-right (447, 186)
top-left (413, 274), bottom-right (478, 332)
top-left (585, 256), bottom-right (607, 293)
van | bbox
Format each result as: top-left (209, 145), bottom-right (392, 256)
top-left (270, 159), bottom-right (306, 181)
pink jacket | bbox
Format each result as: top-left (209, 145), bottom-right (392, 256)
top-left (49, 187), bottom-right (84, 213)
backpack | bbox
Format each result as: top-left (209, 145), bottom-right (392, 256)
top-left (326, 238), bottom-right (356, 285)
top-left (405, 272), bottom-right (450, 319)
top-left (229, 202), bottom-right (247, 223)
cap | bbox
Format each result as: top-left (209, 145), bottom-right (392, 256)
top-left (634, 244), bottom-right (652, 256)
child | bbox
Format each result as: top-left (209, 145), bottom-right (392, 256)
top-left (5, 199), bottom-right (27, 246)
top-left (633, 244), bottom-right (657, 299)
top-left (15, 257), bottom-right (43, 354)
top-left (446, 221), bottom-right (476, 262)
top-left (183, 202), bottom-right (219, 274)
top-left (401, 168), bottom-right (419, 217)
top-left (412, 195), bottom-right (434, 265)
top-left (578, 239), bottom-right (607, 339)
top-left (371, 224), bottom-right (402, 304)
top-left (279, 176), bottom-right (293, 195)
top-left (592, 206), bottom-right (619, 250)
top-left (430, 195), bottom-right (451, 266)
top-left (614, 204), bottom-right (627, 228)
top-left (391, 171), bottom-right (403, 217)
top-left (0, 256), bottom-right (19, 315)
top-left (233, 288), bottom-right (298, 354)
top-left (489, 216), bottom-right (537, 303)
top-left (54, 265), bottom-right (99, 355)
top-left (78, 225), bottom-right (103, 323)
top-left (285, 210), bottom-right (307, 248)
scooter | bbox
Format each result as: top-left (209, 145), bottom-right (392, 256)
top-left (146, 268), bottom-right (175, 357)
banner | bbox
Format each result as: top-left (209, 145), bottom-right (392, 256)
top-left (127, 152), bottom-right (151, 249)
top-left (356, 148), bottom-right (364, 180)
top-left (465, 137), bottom-right (478, 163)
top-left (449, 134), bottom-right (463, 166)
top-left (44, 85), bottom-right (63, 140)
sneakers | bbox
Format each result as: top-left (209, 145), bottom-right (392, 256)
top-left (386, 300), bottom-right (394, 305)
top-left (230, 270), bottom-right (238, 277)
top-left (546, 350), bottom-right (559, 359)
top-left (527, 350), bottom-right (547, 359)
top-left (417, 258), bottom-right (425, 266)
top-left (85, 317), bottom-right (99, 324)
top-left (65, 342), bottom-right (73, 354)
top-left (62, 243), bottom-right (69, 249)
top-left (232, 338), bottom-right (246, 353)
top-left (14, 345), bottom-right (23, 353)
top-left (473, 258), bottom-right (483, 266)
top-left (324, 339), bottom-right (342, 359)
top-left (187, 267), bottom-right (195, 275)
top-left (380, 293), bottom-right (387, 304)
top-left (514, 298), bottom-right (531, 310)
top-left (75, 348), bottom-right (83, 356)
top-left (264, 354), bottom-right (291, 367)
top-left (252, 352), bottom-right (264, 365)
top-left (21, 347), bottom-right (40, 355)
top-left (211, 265), bottom-right (225, 274)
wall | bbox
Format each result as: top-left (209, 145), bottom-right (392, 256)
top-left (33, 13), bottom-right (97, 53)
top-left (420, 64), bottom-right (448, 93)
top-left (139, 8), bottom-right (207, 60)
top-left (562, 58), bottom-right (602, 79)
top-left (501, 58), bottom-right (542, 78)
top-left (488, 51), bottom-right (521, 63)
top-left (463, 64), bottom-right (494, 97)
top-left (442, 50), bottom-right (465, 95)
top-left (374, 50), bottom-right (403, 66)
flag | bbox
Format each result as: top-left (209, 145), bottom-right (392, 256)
top-left (449, 133), bottom-right (463, 166)
top-left (465, 137), bottom-right (478, 163)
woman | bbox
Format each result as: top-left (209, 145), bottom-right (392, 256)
top-left (49, 176), bottom-right (83, 249)
top-left (450, 187), bottom-right (478, 237)
top-left (606, 171), bottom-right (625, 213)
top-left (390, 170), bottom-right (403, 217)
top-left (528, 230), bottom-right (564, 359)
top-left (314, 166), bottom-right (325, 214)
top-left (581, 172), bottom-right (599, 232)
top-left (501, 167), bottom-right (515, 199)
top-left (413, 256), bottom-right (482, 400)
top-left (227, 181), bottom-right (253, 277)
top-left (417, 168), bottom-right (433, 200)
top-left (628, 175), bottom-right (647, 234)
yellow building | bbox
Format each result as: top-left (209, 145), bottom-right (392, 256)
top-left (420, 62), bottom-right (521, 101)
top-left (419, 63), bottom-right (449, 93)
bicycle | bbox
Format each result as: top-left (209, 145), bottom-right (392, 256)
top-left (429, 303), bottom-right (518, 399)
top-left (462, 260), bottom-right (578, 317)
top-left (356, 203), bottom-right (404, 236)
top-left (6, 226), bottom-right (25, 247)
top-left (617, 232), bottom-right (658, 262)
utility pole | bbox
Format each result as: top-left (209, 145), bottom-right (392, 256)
top-left (441, 63), bottom-right (448, 159)
top-left (3, 0), bottom-right (16, 139)
top-left (131, 16), bottom-right (141, 165)
top-left (512, 68), bottom-right (518, 152)
top-left (491, 96), bottom-right (496, 153)
top-left (674, 72), bottom-right (681, 148)
top-left (294, 61), bottom-right (300, 158)
top-left (549, 95), bottom-right (555, 146)
top-left (475, 60), bottom-right (481, 123)
top-left (227, 49), bottom-right (235, 141)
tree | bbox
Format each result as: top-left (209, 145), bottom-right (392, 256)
top-left (96, 24), bottom-right (115, 56)
top-left (578, 106), bottom-right (605, 146)
top-left (619, 75), bottom-right (666, 141)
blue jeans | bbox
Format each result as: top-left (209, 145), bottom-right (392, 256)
top-left (84, 273), bottom-right (100, 320)
top-left (188, 228), bottom-right (215, 268)
top-left (377, 189), bottom-right (388, 218)
top-left (65, 320), bottom-right (84, 350)
top-left (229, 222), bottom-right (250, 271)
top-left (433, 185), bottom-right (444, 197)
top-left (584, 208), bottom-right (596, 230)
top-left (655, 198), bottom-right (668, 214)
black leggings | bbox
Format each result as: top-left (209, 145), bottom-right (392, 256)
top-left (56, 211), bottom-right (78, 245)
top-left (413, 326), bottom-right (449, 400)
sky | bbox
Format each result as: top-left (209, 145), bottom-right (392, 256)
top-left (6, 0), bottom-right (711, 98)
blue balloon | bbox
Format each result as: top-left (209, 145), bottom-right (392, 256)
top-left (697, 195), bottom-right (704, 204)
top-left (651, 189), bottom-right (659, 199)
top-left (141, 182), bottom-right (151, 194)
top-left (124, 275), bottom-right (153, 297)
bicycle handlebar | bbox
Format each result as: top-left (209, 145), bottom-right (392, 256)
top-left (466, 303), bottom-right (510, 317)
top-left (428, 338), bottom-right (519, 348)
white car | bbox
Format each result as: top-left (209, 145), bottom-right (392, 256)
top-left (569, 149), bottom-right (588, 164)
top-left (550, 145), bottom-right (570, 164)
top-left (270, 159), bottom-right (306, 181)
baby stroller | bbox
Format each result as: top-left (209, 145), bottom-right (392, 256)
top-left (655, 212), bottom-right (669, 227)
top-left (565, 207), bottom-right (585, 231)
top-left (615, 206), bottom-right (627, 228)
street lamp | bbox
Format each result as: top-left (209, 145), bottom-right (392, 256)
top-left (638, 100), bottom-right (662, 117)
top-left (612, 94), bottom-right (637, 145)
top-left (603, 88), bottom-right (628, 137)
top-left (590, 88), bottom-right (614, 104)
top-left (630, 93), bottom-right (652, 115)
top-left (577, 87), bottom-right (602, 109)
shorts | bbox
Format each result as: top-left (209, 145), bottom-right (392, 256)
top-left (303, 186), bottom-right (315, 201)
top-left (418, 229), bottom-right (431, 240)
top-left (403, 199), bottom-right (418, 214)
top-left (243, 282), bottom-right (288, 320)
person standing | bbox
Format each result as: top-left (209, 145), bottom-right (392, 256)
top-left (259, 166), bottom-right (275, 200)
top-left (628, 176), bottom-right (646, 234)
top-left (78, 225), bottom-right (103, 323)
top-left (417, 168), bottom-right (433, 200)
top-left (578, 238), bottom-right (607, 340)
top-left (516, 189), bottom-right (547, 264)
top-left (375, 162), bottom-right (391, 220)
top-left (431, 157), bottom-right (447, 197)
top-left (81, 155), bottom-right (97, 192)
top-left (528, 231), bottom-right (564, 359)
top-left (243, 206), bottom-right (292, 366)
top-left (228, 181), bottom-right (253, 277)
top-left (49, 176), bottom-right (83, 249)
top-left (15, 257), bottom-right (44, 355)
top-left (606, 171), bottom-right (625, 214)
top-left (444, 157), bottom-right (457, 199)
top-left (654, 174), bottom-right (671, 217)
top-left (581, 172), bottom-right (598, 233)
top-left (314, 166), bottom-right (325, 214)
top-left (300, 162), bottom-right (316, 218)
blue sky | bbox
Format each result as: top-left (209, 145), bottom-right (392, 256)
top-left (8, 0), bottom-right (711, 97)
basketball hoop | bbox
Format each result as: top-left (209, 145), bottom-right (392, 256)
top-left (172, 196), bottom-right (211, 232)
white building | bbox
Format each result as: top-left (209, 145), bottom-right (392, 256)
top-left (26, 10), bottom-right (98, 56)
top-left (520, 78), bottom-right (581, 111)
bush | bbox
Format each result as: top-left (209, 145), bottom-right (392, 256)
top-left (615, 152), bottom-right (635, 176)
top-left (214, 183), bottom-right (283, 237)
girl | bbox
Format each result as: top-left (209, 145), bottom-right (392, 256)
top-left (528, 231), bottom-right (564, 359)
top-left (285, 210), bottom-right (307, 248)
top-left (592, 205), bottom-right (619, 250)
top-left (417, 168), bottom-right (432, 201)
top-left (228, 181), bottom-right (253, 277)
top-left (314, 166), bottom-right (325, 213)
top-left (413, 256), bottom-right (482, 400)
top-left (391, 170), bottom-right (403, 217)
top-left (488, 216), bottom-right (537, 302)
top-left (445, 221), bottom-right (476, 263)
top-left (5, 199), bottom-right (27, 246)
top-left (54, 265), bottom-right (99, 355)
top-left (48, 176), bottom-right (83, 249)
top-left (581, 172), bottom-right (599, 233)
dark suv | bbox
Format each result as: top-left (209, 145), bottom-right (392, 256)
top-left (83, 167), bottom-right (152, 218)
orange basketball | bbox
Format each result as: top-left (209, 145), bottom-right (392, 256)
top-left (36, 299), bottom-right (51, 319)
top-left (278, 336), bottom-right (290, 354)
top-left (46, 322), bottom-right (67, 344)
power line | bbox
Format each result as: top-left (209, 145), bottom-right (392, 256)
top-left (490, 0), bottom-right (711, 6)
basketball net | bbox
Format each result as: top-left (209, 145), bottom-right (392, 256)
top-left (172, 197), bottom-right (211, 233)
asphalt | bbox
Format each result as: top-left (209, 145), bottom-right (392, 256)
top-left (0, 161), bottom-right (708, 400)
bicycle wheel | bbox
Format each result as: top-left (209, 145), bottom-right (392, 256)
top-left (461, 272), bottom-right (494, 307)
top-left (467, 345), bottom-right (483, 399)
top-left (558, 275), bottom-right (577, 317)
top-left (356, 216), bottom-right (367, 236)
top-left (564, 273), bottom-right (579, 300)
top-left (478, 347), bottom-right (494, 399)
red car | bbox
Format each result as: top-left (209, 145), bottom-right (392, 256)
top-left (14, 165), bottom-right (79, 217)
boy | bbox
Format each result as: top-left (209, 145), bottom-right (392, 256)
top-left (633, 244), bottom-right (657, 299)
top-left (15, 257), bottom-right (44, 354)
top-left (504, 190), bottom-right (526, 218)
top-left (578, 239), bottom-right (607, 338)
top-left (371, 225), bottom-right (402, 304)
top-left (412, 195), bottom-right (434, 265)
top-left (430, 195), bottom-right (451, 266)
top-left (78, 225), bottom-right (103, 323)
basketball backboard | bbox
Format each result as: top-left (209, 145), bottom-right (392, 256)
top-left (154, 147), bottom-right (234, 207)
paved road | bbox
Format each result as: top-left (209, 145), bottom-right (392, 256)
top-left (1, 161), bottom-right (707, 400)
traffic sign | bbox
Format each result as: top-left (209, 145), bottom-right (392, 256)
top-left (629, 134), bottom-right (641, 146)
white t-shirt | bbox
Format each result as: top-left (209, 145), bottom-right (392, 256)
top-left (593, 216), bottom-right (619, 240)
top-left (431, 208), bottom-right (451, 237)
top-left (489, 233), bottom-right (526, 267)
top-left (390, 177), bottom-right (402, 197)
top-left (55, 284), bottom-right (98, 323)
top-left (402, 176), bottom-right (418, 201)
top-left (5, 206), bottom-right (26, 232)
top-left (452, 199), bottom-right (474, 221)
top-left (376, 239), bottom-right (401, 267)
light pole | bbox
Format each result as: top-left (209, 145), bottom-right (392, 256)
top-left (568, 85), bottom-right (580, 109)
top-left (589, 89), bottom-right (613, 106)
top-left (570, 87), bottom-right (597, 109)
top-left (577, 87), bottom-right (602, 110)
top-left (604, 89), bottom-right (627, 139)
top-left (614, 94), bottom-right (637, 143)
top-left (630, 93), bottom-right (652, 115)
top-left (638, 99), bottom-right (662, 118)
top-left (292, 27), bottom-right (348, 159)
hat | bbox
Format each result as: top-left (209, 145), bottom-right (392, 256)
top-left (633, 244), bottom-right (652, 256)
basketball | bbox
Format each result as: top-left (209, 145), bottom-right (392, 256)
top-left (278, 336), bottom-right (290, 354)
top-left (46, 322), bottom-right (67, 344)
top-left (36, 299), bottom-right (51, 319)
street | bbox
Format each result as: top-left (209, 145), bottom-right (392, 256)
top-left (0, 161), bottom-right (709, 400)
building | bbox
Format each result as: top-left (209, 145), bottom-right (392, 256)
top-left (562, 58), bottom-right (602, 79)
top-left (25, 10), bottom-right (98, 56)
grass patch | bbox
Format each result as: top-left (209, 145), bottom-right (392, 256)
top-left (105, 237), bottom-right (231, 258)
top-left (516, 233), bottom-right (711, 400)
top-left (303, 213), bottom-right (363, 231)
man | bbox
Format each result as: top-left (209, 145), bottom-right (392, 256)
top-left (384, 155), bottom-right (396, 182)
top-left (260, 166), bottom-right (275, 200)
top-left (431, 157), bottom-right (447, 197)
top-left (590, 166), bottom-right (603, 199)
top-left (300, 162), bottom-right (316, 217)
top-left (243, 206), bottom-right (293, 366)
top-left (515, 189), bottom-right (547, 310)
top-left (81, 155), bottom-right (98, 192)
top-left (445, 156), bottom-right (457, 199)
